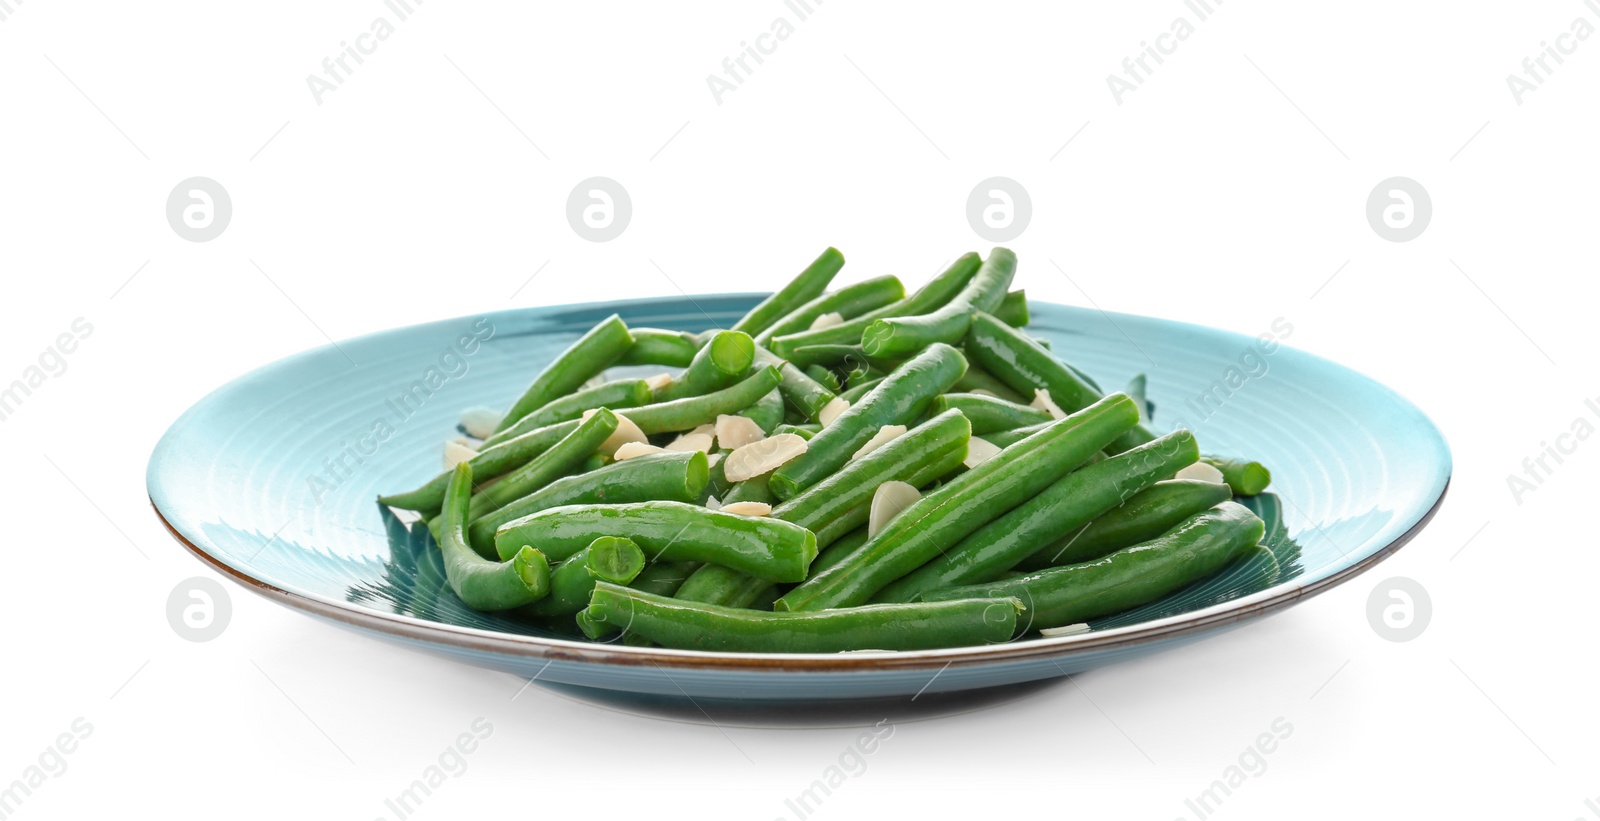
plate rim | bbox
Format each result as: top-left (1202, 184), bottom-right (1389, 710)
top-left (152, 485), bottom-right (1446, 674)
top-left (146, 293), bottom-right (1453, 677)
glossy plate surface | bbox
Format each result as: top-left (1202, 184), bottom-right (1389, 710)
top-left (148, 296), bottom-right (1449, 700)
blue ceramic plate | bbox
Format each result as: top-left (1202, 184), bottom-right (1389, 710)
top-left (149, 296), bottom-right (1449, 701)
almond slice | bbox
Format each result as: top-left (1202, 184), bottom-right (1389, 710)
top-left (851, 425), bottom-right (907, 461)
top-left (715, 414), bottom-right (765, 450)
top-left (1030, 388), bottom-right (1066, 420)
top-left (818, 396), bottom-right (851, 427)
top-left (720, 501), bottom-right (773, 517)
top-left (724, 433), bottom-right (808, 482)
top-left (808, 311), bottom-right (845, 330)
top-left (665, 431), bottom-right (714, 453)
top-left (704, 495), bottom-right (722, 511)
top-left (584, 409), bottom-right (647, 457)
top-left (458, 407), bottom-right (503, 440)
top-left (644, 373), bottom-right (675, 393)
top-left (443, 439), bottom-right (478, 469)
top-left (963, 437), bottom-right (1002, 469)
top-left (1039, 623), bottom-right (1091, 637)
top-left (869, 481), bottom-right (921, 537)
top-left (614, 441), bottom-right (665, 460)
top-left (1174, 461), bottom-right (1226, 484)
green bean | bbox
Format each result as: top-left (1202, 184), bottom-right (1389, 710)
top-left (624, 366), bottom-right (782, 434)
top-left (720, 474), bottom-right (773, 506)
top-left (1013, 479), bottom-right (1233, 572)
top-left (993, 289), bottom-right (1030, 327)
top-left (630, 561), bottom-right (701, 597)
top-left (769, 343), bottom-right (967, 500)
top-left (919, 503), bottom-right (1265, 631)
top-left (437, 463), bottom-right (551, 610)
top-left (731, 247), bottom-right (845, 337)
top-left (772, 408), bottom-right (971, 536)
top-left (737, 389), bottom-right (785, 434)
top-left (965, 311), bottom-right (1155, 454)
top-left (378, 418), bottom-right (580, 513)
top-left (520, 536), bottom-right (645, 617)
top-left (467, 408), bottom-right (618, 520)
top-left (494, 501), bottom-right (816, 582)
top-left (773, 423), bottom-right (819, 440)
top-left (768, 253), bottom-right (981, 360)
top-left (873, 429), bottom-right (1199, 602)
top-left (839, 376), bottom-right (885, 404)
top-left (803, 363), bottom-right (841, 393)
top-left (752, 346), bottom-right (836, 421)
top-left (464, 451), bottom-right (708, 557)
top-left (808, 527), bottom-right (869, 577)
top-left (482, 379), bottom-right (651, 448)
top-left (784, 343), bottom-right (904, 373)
top-left (951, 362), bottom-right (1026, 403)
top-left (496, 314), bottom-right (634, 433)
top-left (861, 248), bottom-right (1016, 358)
top-left (984, 421), bottom-right (1050, 448)
top-left (652, 330), bottom-right (756, 402)
top-left (585, 582), bottom-right (1022, 652)
top-left (674, 563), bottom-right (772, 608)
top-left (754, 275), bottom-right (906, 345)
top-left (1202, 455), bottom-right (1273, 496)
top-left (775, 393), bottom-right (1139, 611)
top-left (617, 328), bottom-right (701, 367)
top-left (810, 445), bottom-right (968, 548)
top-left (928, 392), bottom-right (1049, 435)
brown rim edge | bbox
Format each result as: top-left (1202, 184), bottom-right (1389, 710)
top-left (152, 481), bottom-right (1447, 677)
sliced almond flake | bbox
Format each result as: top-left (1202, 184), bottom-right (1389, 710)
top-left (706, 452), bottom-right (724, 469)
top-left (869, 481), bottom-right (921, 538)
top-left (724, 433), bottom-right (808, 482)
top-left (704, 495), bottom-right (722, 511)
top-left (614, 441), bottom-right (665, 461)
top-left (851, 425), bottom-right (908, 461)
top-left (720, 501), bottom-right (772, 517)
top-left (459, 407), bottom-right (503, 440)
top-left (1039, 623), bottom-right (1091, 637)
top-left (1174, 461), bottom-right (1226, 484)
top-left (808, 311), bottom-right (845, 330)
top-left (585, 410), bottom-right (648, 456)
top-left (690, 423), bottom-right (716, 436)
top-left (644, 373), bottom-right (675, 393)
top-left (715, 414), bottom-right (766, 450)
top-left (963, 437), bottom-right (1002, 469)
top-left (665, 432), bottom-right (714, 454)
top-left (1030, 388), bottom-right (1066, 420)
top-left (443, 439), bottom-right (478, 469)
top-left (818, 396), bottom-right (851, 427)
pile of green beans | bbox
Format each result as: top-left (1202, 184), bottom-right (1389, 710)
top-left (380, 246), bottom-right (1276, 652)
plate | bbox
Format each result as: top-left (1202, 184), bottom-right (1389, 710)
top-left (148, 295), bottom-right (1450, 701)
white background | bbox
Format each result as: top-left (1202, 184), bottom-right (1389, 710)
top-left (2, 1), bottom-right (1597, 818)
